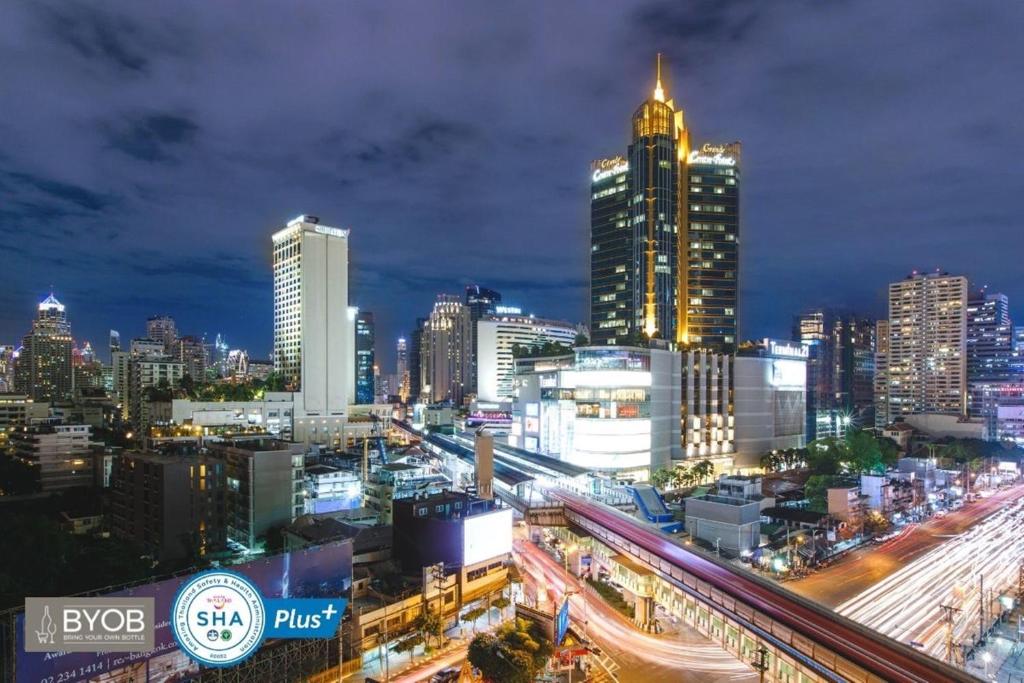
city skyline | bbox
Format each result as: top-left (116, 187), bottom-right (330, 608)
top-left (2, 2), bottom-right (1023, 371)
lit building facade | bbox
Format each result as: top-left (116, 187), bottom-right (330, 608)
top-left (272, 215), bottom-right (355, 442)
top-left (476, 314), bottom-right (577, 402)
top-left (684, 142), bottom-right (741, 352)
top-left (966, 291), bottom-right (1015, 415)
top-left (793, 310), bottom-right (875, 439)
top-left (464, 285), bottom-right (501, 393)
top-left (146, 315), bottom-right (177, 353)
top-left (732, 340), bottom-right (807, 468)
top-left (424, 294), bottom-right (472, 404)
top-left (10, 422), bottom-right (95, 491)
top-left (396, 337), bottom-right (409, 402)
top-left (879, 272), bottom-right (968, 425)
top-left (589, 157), bottom-right (632, 345)
top-left (511, 346), bottom-right (681, 479)
top-left (14, 294), bottom-right (74, 403)
top-left (587, 56), bottom-right (740, 351)
top-left (680, 349), bottom-right (732, 461)
top-left (355, 311), bottom-right (375, 405)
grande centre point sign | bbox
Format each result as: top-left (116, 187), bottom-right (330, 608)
top-left (687, 143), bottom-right (740, 167)
top-left (591, 156), bottom-right (629, 183)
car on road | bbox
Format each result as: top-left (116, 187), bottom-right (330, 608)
top-left (431, 667), bottom-right (461, 682)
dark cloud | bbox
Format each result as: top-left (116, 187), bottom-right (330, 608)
top-left (35, 3), bottom-right (151, 73)
top-left (4, 171), bottom-right (114, 212)
top-left (102, 113), bottom-right (199, 162)
top-left (0, 0), bottom-right (1022, 369)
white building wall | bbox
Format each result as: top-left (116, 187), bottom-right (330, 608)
top-left (477, 316), bottom-right (577, 403)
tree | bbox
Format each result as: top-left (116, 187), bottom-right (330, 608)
top-left (691, 459), bottom-right (715, 485)
top-left (650, 468), bottom-right (675, 490)
top-left (468, 618), bottom-right (553, 683)
top-left (461, 606), bottom-right (488, 634)
top-left (672, 466), bottom-right (694, 489)
top-left (392, 633), bottom-right (424, 661)
top-left (573, 331), bottom-right (589, 347)
top-left (414, 609), bottom-right (445, 650)
top-left (804, 474), bottom-right (837, 513)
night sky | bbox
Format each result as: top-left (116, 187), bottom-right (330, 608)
top-left (2, 1), bottom-right (1022, 370)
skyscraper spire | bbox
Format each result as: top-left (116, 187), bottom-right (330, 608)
top-left (653, 53), bottom-right (665, 102)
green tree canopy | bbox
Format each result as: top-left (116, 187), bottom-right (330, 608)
top-left (468, 618), bottom-right (553, 683)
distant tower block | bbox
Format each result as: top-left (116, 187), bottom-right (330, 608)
top-left (475, 427), bottom-right (494, 500)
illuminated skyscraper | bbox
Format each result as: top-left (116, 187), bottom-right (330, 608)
top-left (966, 291), bottom-right (1014, 414)
top-left (396, 337), bottom-right (409, 402)
top-left (272, 215), bottom-right (354, 422)
top-left (355, 311), bottom-right (375, 404)
top-left (14, 294), bottom-right (74, 402)
top-left (879, 271), bottom-right (968, 424)
top-left (589, 157), bottom-right (632, 345)
top-left (425, 294), bottom-right (472, 404)
top-left (628, 54), bottom-right (687, 341)
top-left (588, 55), bottom-right (740, 351)
top-left (684, 142), bottom-right (741, 351)
top-left (146, 315), bottom-right (177, 354)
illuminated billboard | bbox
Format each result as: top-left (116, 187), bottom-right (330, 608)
top-left (462, 508), bottom-right (513, 566)
top-left (14, 541), bottom-right (353, 683)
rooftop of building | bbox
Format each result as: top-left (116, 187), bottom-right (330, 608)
top-left (687, 493), bottom-right (761, 507)
top-left (761, 506), bottom-right (829, 525)
top-left (208, 436), bottom-right (293, 453)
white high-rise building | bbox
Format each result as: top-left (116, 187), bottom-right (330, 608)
top-left (272, 215), bottom-right (354, 444)
top-left (880, 271), bottom-right (968, 424)
top-left (476, 314), bottom-right (577, 402)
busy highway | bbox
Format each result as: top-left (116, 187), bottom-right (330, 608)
top-left (837, 493), bottom-right (1024, 662)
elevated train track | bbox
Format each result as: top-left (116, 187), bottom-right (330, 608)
top-left (548, 488), bottom-right (972, 683)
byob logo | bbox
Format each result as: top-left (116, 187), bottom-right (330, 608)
top-left (171, 570), bottom-right (266, 667)
top-left (24, 597), bottom-right (154, 652)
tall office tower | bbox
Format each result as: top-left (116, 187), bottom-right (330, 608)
top-left (272, 215), bottom-right (353, 417)
top-left (588, 55), bottom-right (739, 350)
top-left (628, 54), bottom-right (687, 341)
top-left (0, 345), bottom-right (16, 392)
top-left (835, 316), bottom-right (877, 424)
top-left (80, 341), bottom-right (95, 365)
top-left (109, 329), bottom-right (121, 356)
top-left (409, 318), bottom-right (426, 402)
top-left (874, 320), bottom-right (890, 428)
top-left (176, 335), bottom-right (208, 379)
top-left (965, 291), bottom-right (1015, 414)
top-left (146, 315), bottom-right (177, 353)
top-left (1013, 326), bottom-right (1024, 375)
top-left (355, 311), bottom-right (375, 404)
top-left (881, 271), bottom-right (968, 425)
top-left (14, 294), bottom-right (74, 402)
top-left (793, 310), bottom-right (876, 438)
top-left (396, 337), bottom-right (409, 402)
top-left (793, 310), bottom-right (833, 440)
top-left (464, 285), bottom-right (501, 394)
top-left (684, 142), bottom-right (741, 351)
top-left (590, 156), bottom-right (632, 345)
top-left (426, 294), bottom-right (472, 404)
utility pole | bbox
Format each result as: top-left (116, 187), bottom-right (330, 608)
top-left (979, 574), bottom-right (986, 645)
top-left (940, 602), bottom-right (961, 665)
top-left (752, 644), bottom-right (770, 683)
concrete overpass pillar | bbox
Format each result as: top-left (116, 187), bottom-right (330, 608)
top-left (635, 595), bottom-right (656, 632)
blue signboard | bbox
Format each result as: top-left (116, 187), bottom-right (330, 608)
top-left (15, 540), bottom-right (353, 683)
top-left (555, 598), bottom-right (569, 645)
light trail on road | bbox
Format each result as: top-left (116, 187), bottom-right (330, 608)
top-left (514, 539), bottom-right (754, 680)
top-left (837, 495), bottom-right (1024, 661)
